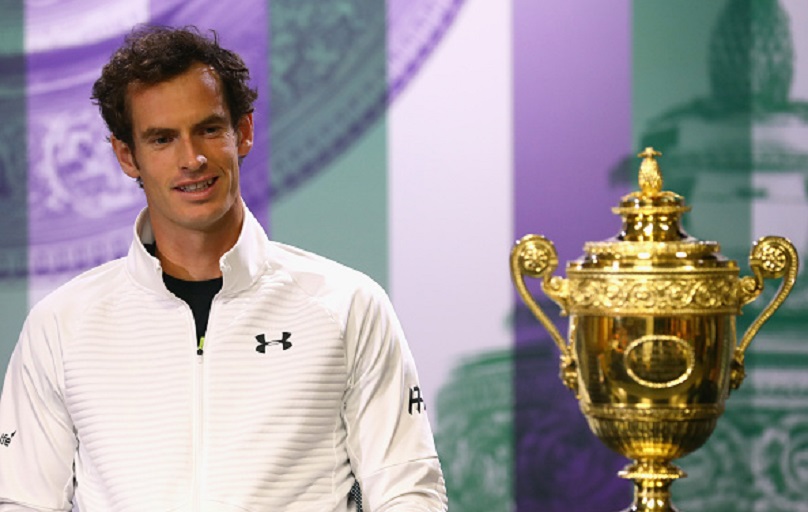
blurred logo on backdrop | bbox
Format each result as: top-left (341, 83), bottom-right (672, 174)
top-left (270, 0), bottom-right (464, 199)
top-left (0, 0), bottom-right (465, 280)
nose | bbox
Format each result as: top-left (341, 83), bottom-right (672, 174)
top-left (179, 139), bottom-right (207, 171)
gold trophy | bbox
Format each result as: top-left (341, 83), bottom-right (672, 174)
top-left (510, 148), bottom-right (799, 512)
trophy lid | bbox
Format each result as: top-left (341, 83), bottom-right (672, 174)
top-left (576, 148), bottom-right (731, 269)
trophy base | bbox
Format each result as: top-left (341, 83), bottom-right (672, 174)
top-left (618, 460), bottom-right (685, 512)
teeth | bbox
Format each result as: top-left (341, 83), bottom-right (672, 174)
top-left (179, 178), bottom-right (214, 192)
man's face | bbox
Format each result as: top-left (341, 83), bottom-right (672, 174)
top-left (112, 62), bottom-right (253, 237)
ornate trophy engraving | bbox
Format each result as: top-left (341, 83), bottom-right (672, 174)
top-left (510, 148), bottom-right (799, 512)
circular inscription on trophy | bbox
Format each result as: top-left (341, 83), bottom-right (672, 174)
top-left (624, 335), bottom-right (695, 389)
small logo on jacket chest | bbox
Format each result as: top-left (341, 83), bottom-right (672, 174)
top-left (256, 332), bottom-right (293, 353)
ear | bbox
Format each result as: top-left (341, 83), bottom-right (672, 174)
top-left (111, 136), bottom-right (140, 180)
top-left (236, 113), bottom-right (254, 158)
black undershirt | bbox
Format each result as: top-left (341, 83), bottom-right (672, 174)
top-left (145, 243), bottom-right (222, 354)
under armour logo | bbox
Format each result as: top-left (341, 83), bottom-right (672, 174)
top-left (256, 332), bottom-right (293, 353)
top-left (0, 431), bottom-right (15, 447)
top-left (408, 386), bottom-right (425, 415)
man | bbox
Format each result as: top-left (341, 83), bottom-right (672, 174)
top-left (0, 26), bottom-right (447, 511)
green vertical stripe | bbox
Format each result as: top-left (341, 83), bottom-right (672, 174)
top-left (632, 1), bottom-right (724, 149)
top-left (632, 0), bottom-right (753, 257)
top-left (0, 0), bottom-right (27, 385)
top-left (268, 1), bottom-right (388, 288)
top-left (270, 123), bottom-right (389, 287)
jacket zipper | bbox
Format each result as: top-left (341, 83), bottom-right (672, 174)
top-left (193, 349), bottom-right (204, 509)
top-left (191, 305), bottom-right (205, 510)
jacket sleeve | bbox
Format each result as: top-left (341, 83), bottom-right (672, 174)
top-left (0, 307), bottom-right (77, 511)
top-left (342, 280), bottom-right (448, 512)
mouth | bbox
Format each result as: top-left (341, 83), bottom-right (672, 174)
top-left (176, 177), bottom-right (217, 193)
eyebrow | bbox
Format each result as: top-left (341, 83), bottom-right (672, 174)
top-left (195, 113), bottom-right (230, 128)
top-left (138, 113), bottom-right (231, 141)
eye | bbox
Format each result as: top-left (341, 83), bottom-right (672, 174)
top-left (202, 125), bottom-right (224, 136)
top-left (150, 135), bottom-right (174, 146)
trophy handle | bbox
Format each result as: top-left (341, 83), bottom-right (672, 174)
top-left (510, 235), bottom-right (577, 391)
top-left (732, 236), bottom-right (799, 389)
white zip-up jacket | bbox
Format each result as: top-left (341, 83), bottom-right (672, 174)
top-left (0, 206), bottom-right (447, 511)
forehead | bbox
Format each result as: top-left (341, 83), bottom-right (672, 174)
top-left (126, 63), bottom-right (229, 132)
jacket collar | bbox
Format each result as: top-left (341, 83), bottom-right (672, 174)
top-left (125, 201), bottom-right (272, 296)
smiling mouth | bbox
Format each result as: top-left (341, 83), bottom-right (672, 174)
top-left (176, 178), bottom-right (216, 192)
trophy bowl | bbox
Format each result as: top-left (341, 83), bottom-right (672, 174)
top-left (510, 148), bottom-right (799, 512)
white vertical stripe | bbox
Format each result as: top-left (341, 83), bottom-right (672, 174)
top-left (389, 0), bottom-right (514, 413)
top-left (784, 0), bottom-right (808, 96)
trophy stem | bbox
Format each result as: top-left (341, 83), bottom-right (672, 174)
top-left (618, 460), bottom-right (685, 512)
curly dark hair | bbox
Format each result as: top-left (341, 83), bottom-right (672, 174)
top-left (91, 25), bottom-right (257, 148)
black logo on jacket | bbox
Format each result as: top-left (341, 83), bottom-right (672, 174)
top-left (256, 332), bottom-right (293, 353)
top-left (0, 431), bottom-right (15, 447)
top-left (408, 386), bottom-right (425, 415)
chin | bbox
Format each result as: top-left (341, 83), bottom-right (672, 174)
top-left (188, 205), bottom-right (240, 230)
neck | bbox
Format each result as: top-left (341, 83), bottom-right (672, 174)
top-left (150, 205), bottom-right (244, 281)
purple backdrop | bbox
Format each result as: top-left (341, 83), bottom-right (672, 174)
top-left (513, 1), bottom-right (633, 510)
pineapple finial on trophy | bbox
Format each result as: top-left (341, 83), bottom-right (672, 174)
top-left (637, 146), bottom-right (663, 196)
